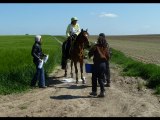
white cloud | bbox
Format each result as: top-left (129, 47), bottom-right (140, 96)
top-left (99, 13), bottom-right (118, 18)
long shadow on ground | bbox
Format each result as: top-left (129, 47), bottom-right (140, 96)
top-left (46, 76), bottom-right (64, 87)
top-left (56, 84), bottom-right (92, 89)
top-left (50, 95), bottom-right (97, 100)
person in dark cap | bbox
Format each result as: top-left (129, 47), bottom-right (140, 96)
top-left (99, 33), bottom-right (111, 87)
top-left (88, 33), bottom-right (110, 97)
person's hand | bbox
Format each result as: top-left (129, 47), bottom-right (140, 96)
top-left (71, 35), bottom-right (74, 40)
top-left (72, 34), bottom-right (77, 40)
top-left (39, 58), bottom-right (42, 62)
top-left (73, 34), bottom-right (77, 38)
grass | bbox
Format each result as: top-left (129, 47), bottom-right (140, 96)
top-left (0, 35), bottom-right (62, 95)
top-left (1, 34), bottom-right (160, 95)
top-left (155, 85), bottom-right (160, 94)
top-left (110, 48), bottom-right (160, 93)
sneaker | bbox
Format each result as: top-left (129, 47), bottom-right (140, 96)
top-left (106, 83), bottom-right (110, 87)
top-left (89, 92), bottom-right (97, 96)
top-left (103, 82), bottom-right (107, 85)
top-left (98, 92), bottom-right (105, 97)
top-left (39, 86), bottom-right (47, 88)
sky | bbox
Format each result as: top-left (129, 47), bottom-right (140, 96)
top-left (0, 3), bottom-right (160, 35)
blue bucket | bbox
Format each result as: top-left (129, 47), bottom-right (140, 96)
top-left (85, 64), bottom-right (93, 73)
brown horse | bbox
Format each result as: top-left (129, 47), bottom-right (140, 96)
top-left (65, 29), bottom-right (90, 84)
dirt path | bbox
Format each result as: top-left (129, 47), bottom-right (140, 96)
top-left (0, 61), bottom-right (160, 117)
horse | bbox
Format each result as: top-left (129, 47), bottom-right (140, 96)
top-left (63, 29), bottom-right (90, 84)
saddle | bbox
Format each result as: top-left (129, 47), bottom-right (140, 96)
top-left (67, 35), bottom-right (77, 58)
top-left (61, 35), bottom-right (77, 69)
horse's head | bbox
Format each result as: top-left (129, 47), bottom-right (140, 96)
top-left (80, 28), bottom-right (89, 40)
top-left (77, 29), bottom-right (90, 48)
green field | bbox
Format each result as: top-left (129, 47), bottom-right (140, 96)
top-left (1, 34), bottom-right (160, 95)
top-left (0, 35), bottom-right (62, 95)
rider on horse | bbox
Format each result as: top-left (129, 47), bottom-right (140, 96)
top-left (66, 17), bottom-right (81, 42)
top-left (61, 17), bottom-right (81, 70)
top-left (66, 17), bottom-right (81, 54)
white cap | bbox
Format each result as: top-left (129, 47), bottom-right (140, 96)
top-left (35, 35), bottom-right (41, 42)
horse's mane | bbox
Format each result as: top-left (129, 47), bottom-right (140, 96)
top-left (76, 31), bottom-right (83, 41)
top-left (76, 30), bottom-right (88, 42)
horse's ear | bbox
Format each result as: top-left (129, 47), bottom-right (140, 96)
top-left (86, 28), bottom-right (88, 32)
top-left (81, 29), bottom-right (83, 32)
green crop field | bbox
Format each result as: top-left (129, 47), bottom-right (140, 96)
top-left (1, 34), bottom-right (160, 95)
top-left (0, 35), bottom-right (62, 95)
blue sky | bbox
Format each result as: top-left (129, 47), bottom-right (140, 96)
top-left (0, 3), bottom-right (160, 35)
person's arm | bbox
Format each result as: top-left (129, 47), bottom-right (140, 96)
top-left (105, 47), bottom-right (110, 61)
top-left (75, 23), bottom-right (81, 35)
top-left (41, 50), bottom-right (46, 57)
top-left (88, 45), bottom-right (96, 58)
top-left (31, 44), bottom-right (41, 60)
top-left (66, 24), bottom-right (71, 37)
top-left (106, 43), bottom-right (112, 59)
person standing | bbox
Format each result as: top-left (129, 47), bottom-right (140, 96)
top-left (98, 33), bottom-right (111, 87)
top-left (31, 35), bottom-right (47, 88)
top-left (88, 33), bottom-right (110, 97)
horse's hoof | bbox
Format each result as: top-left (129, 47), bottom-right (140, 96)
top-left (70, 73), bottom-right (73, 78)
top-left (82, 77), bottom-right (86, 84)
top-left (76, 81), bottom-right (78, 84)
top-left (64, 74), bottom-right (67, 77)
top-left (82, 80), bottom-right (86, 84)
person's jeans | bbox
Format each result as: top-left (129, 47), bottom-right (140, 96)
top-left (31, 62), bottom-right (45, 87)
top-left (91, 62), bottom-right (106, 93)
top-left (103, 61), bottom-right (110, 84)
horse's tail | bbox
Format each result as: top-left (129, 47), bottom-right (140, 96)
top-left (61, 41), bottom-right (69, 69)
top-left (61, 56), bottom-right (67, 69)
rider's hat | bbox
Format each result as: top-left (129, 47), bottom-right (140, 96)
top-left (71, 17), bottom-right (78, 22)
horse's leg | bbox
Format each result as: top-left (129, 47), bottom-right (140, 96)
top-left (74, 61), bottom-right (78, 84)
top-left (70, 60), bottom-right (74, 78)
top-left (80, 60), bottom-right (86, 84)
top-left (64, 69), bottom-right (67, 77)
top-left (64, 60), bottom-right (68, 77)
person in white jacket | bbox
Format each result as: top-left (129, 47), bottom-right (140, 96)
top-left (66, 17), bottom-right (81, 39)
top-left (61, 17), bottom-right (81, 76)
